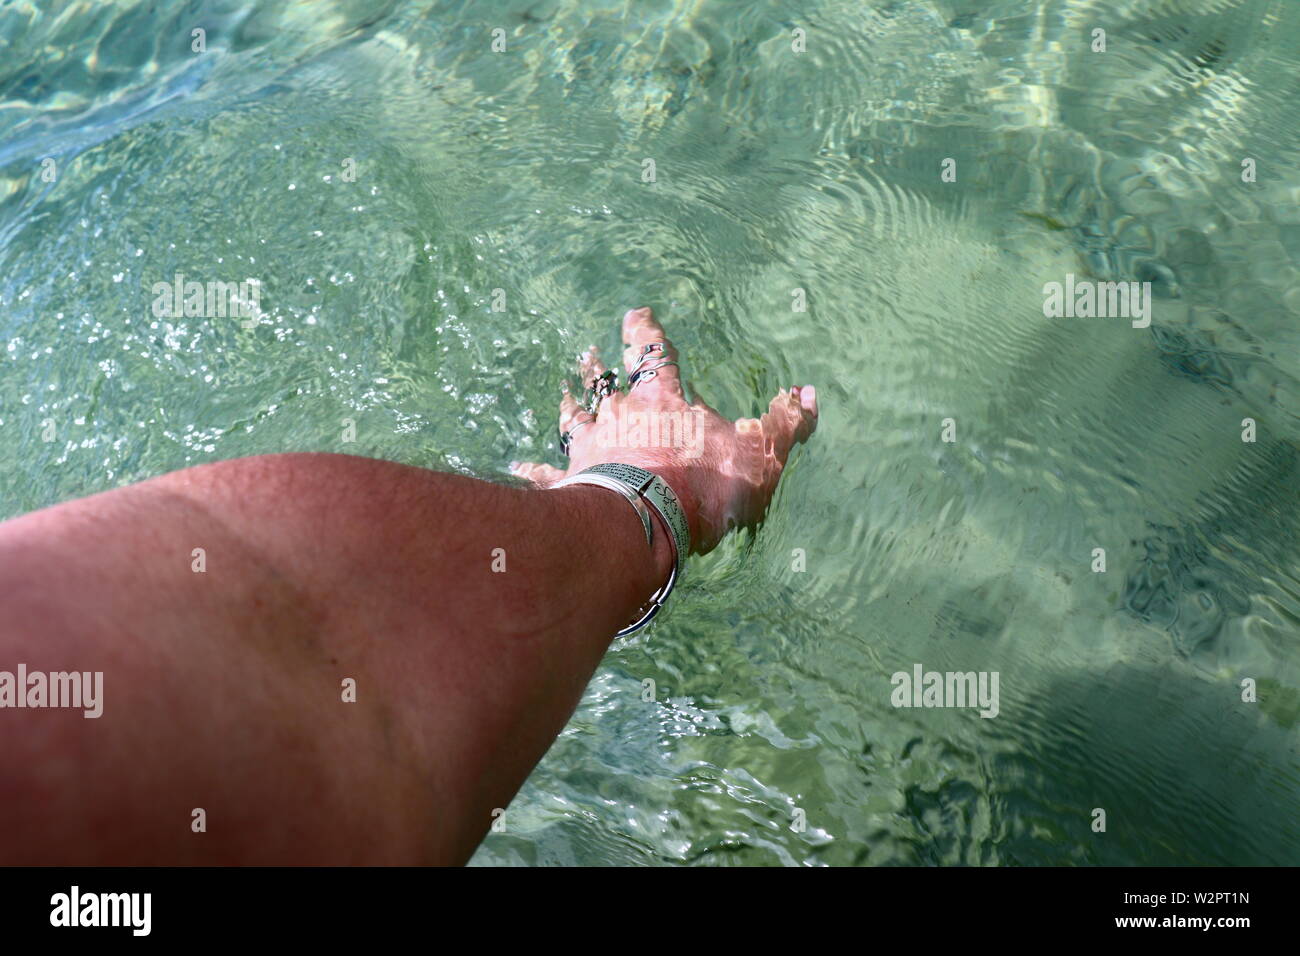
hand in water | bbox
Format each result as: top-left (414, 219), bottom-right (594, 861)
top-left (512, 307), bottom-right (818, 553)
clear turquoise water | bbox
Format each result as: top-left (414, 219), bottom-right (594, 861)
top-left (2, 0), bottom-right (1298, 865)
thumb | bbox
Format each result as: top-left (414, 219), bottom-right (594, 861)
top-left (510, 461), bottom-right (567, 486)
top-left (752, 385), bottom-right (818, 465)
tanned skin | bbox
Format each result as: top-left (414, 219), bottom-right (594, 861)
top-left (0, 308), bottom-right (816, 864)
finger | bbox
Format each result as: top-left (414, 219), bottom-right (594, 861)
top-left (510, 460), bottom-right (566, 486)
top-left (578, 346), bottom-right (606, 387)
top-left (621, 306), bottom-right (683, 400)
top-left (558, 385), bottom-right (592, 434)
top-left (576, 345), bottom-right (623, 417)
top-left (738, 384), bottom-right (819, 466)
top-left (558, 384), bottom-right (607, 457)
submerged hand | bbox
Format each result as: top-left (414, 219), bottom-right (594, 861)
top-left (512, 307), bottom-right (818, 553)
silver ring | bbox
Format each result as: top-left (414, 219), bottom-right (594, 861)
top-left (629, 360), bottom-right (678, 388)
top-left (559, 417), bottom-right (594, 456)
top-left (582, 369), bottom-right (619, 416)
top-left (629, 343), bottom-right (665, 376)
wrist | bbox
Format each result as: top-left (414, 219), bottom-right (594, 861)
top-left (603, 457), bottom-right (703, 557)
top-left (648, 465), bottom-right (705, 557)
top-left (643, 505), bottom-right (676, 587)
top-left (551, 483), bottom-right (675, 618)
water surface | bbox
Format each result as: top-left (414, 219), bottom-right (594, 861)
top-left (1, 0), bottom-right (1298, 865)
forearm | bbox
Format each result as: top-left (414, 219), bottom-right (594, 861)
top-left (0, 452), bottom-right (671, 864)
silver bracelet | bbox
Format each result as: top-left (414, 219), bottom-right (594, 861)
top-left (550, 463), bottom-right (690, 636)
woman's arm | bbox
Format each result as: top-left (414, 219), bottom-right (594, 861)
top-left (0, 308), bottom-right (816, 864)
